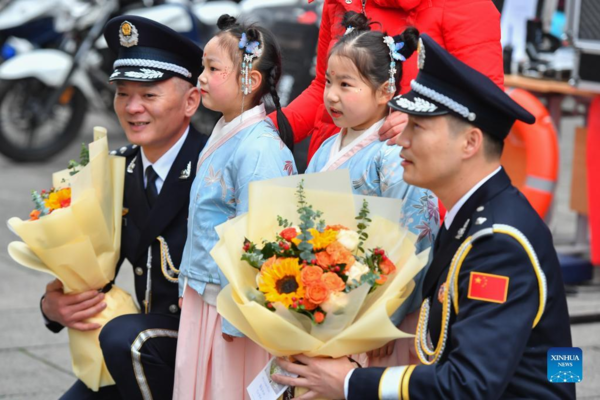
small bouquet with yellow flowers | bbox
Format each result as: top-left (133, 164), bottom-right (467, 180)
top-left (7, 127), bottom-right (138, 391)
top-left (27, 143), bottom-right (87, 221)
top-left (29, 187), bottom-right (72, 220)
top-left (213, 170), bottom-right (430, 359)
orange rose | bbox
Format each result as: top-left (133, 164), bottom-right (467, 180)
top-left (322, 272), bottom-right (345, 292)
top-left (326, 242), bottom-right (355, 269)
top-left (303, 299), bottom-right (319, 311)
top-left (301, 266), bottom-right (323, 286)
top-left (375, 275), bottom-right (388, 285)
top-left (280, 227), bottom-right (298, 242)
top-left (315, 251), bottom-right (333, 269)
top-left (305, 281), bottom-right (329, 305)
top-left (380, 257), bottom-right (396, 275)
top-left (314, 311), bottom-right (325, 324)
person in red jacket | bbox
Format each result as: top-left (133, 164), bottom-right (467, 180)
top-left (270, 0), bottom-right (504, 161)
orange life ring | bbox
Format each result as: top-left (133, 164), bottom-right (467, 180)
top-left (501, 88), bottom-right (559, 219)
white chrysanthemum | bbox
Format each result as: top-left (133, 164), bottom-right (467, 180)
top-left (346, 261), bottom-right (370, 285)
top-left (321, 292), bottom-right (349, 314)
top-left (337, 229), bottom-right (360, 252)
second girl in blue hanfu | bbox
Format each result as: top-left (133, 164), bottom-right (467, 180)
top-left (305, 12), bottom-right (440, 367)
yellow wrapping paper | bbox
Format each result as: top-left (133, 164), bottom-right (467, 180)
top-left (214, 170), bottom-right (430, 359)
top-left (6, 128), bottom-right (139, 391)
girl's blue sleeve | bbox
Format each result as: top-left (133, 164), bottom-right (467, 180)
top-left (220, 130), bottom-right (297, 336)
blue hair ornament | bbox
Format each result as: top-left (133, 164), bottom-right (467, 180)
top-left (239, 32), bottom-right (263, 96)
top-left (383, 36), bottom-right (406, 93)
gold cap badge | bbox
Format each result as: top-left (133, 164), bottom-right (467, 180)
top-left (119, 21), bottom-right (139, 48)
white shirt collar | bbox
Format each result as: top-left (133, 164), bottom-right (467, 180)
top-left (140, 126), bottom-right (189, 193)
top-left (444, 166), bottom-right (502, 230)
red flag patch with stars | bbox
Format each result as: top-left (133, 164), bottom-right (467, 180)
top-left (467, 272), bottom-right (509, 304)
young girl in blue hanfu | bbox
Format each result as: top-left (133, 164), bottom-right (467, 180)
top-left (173, 15), bottom-right (297, 400)
top-left (305, 12), bottom-right (440, 367)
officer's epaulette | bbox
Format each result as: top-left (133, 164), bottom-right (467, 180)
top-left (109, 144), bottom-right (139, 158)
top-left (449, 203), bottom-right (547, 328)
top-left (466, 202), bottom-right (494, 235)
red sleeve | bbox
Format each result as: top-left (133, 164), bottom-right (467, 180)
top-left (268, 0), bottom-right (332, 143)
top-left (307, 108), bottom-right (339, 161)
top-left (441, 0), bottom-right (504, 90)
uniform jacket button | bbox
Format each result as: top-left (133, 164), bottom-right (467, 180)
top-left (135, 267), bottom-right (144, 276)
top-left (169, 304), bottom-right (179, 314)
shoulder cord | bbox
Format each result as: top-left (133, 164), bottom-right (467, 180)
top-left (142, 236), bottom-right (180, 314)
top-left (157, 236), bottom-right (180, 283)
top-left (414, 225), bottom-right (547, 365)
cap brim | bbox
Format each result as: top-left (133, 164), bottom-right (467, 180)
top-left (109, 67), bottom-right (175, 83)
top-left (388, 91), bottom-right (449, 116)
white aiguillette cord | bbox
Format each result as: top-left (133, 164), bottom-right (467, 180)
top-left (144, 246), bottom-right (152, 314)
top-left (143, 237), bottom-right (181, 314)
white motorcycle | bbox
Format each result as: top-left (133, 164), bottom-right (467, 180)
top-left (0, 0), bottom-right (314, 162)
top-left (0, 0), bottom-right (206, 161)
top-left (0, 0), bottom-right (64, 62)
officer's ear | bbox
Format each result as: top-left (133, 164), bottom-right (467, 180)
top-left (184, 85), bottom-right (201, 118)
top-left (461, 126), bottom-right (485, 161)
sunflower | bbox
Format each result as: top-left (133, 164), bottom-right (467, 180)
top-left (292, 228), bottom-right (338, 250)
top-left (258, 258), bottom-right (305, 308)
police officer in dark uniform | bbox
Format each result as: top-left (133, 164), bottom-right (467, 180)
top-left (272, 34), bottom-right (575, 400)
top-left (41, 16), bottom-right (207, 400)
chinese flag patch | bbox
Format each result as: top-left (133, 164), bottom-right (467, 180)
top-left (467, 272), bottom-right (509, 304)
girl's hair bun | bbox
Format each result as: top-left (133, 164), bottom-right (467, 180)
top-left (245, 27), bottom-right (261, 43)
top-left (395, 27), bottom-right (419, 59)
top-left (341, 11), bottom-right (371, 32)
top-left (217, 14), bottom-right (238, 30)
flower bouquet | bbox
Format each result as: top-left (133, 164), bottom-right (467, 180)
top-left (213, 170), bottom-right (430, 359)
top-left (7, 127), bottom-right (139, 391)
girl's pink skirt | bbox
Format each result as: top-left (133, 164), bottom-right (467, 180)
top-left (173, 286), bottom-right (271, 400)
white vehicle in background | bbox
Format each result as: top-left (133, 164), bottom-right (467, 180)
top-left (0, 0), bottom-right (64, 62)
top-left (0, 0), bottom-right (318, 162)
top-left (0, 0), bottom-right (217, 161)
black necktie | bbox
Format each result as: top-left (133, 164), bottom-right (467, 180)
top-left (145, 166), bottom-right (159, 207)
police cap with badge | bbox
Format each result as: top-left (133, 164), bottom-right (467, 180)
top-left (104, 15), bottom-right (203, 85)
top-left (389, 33), bottom-right (535, 138)
top-left (345, 34), bottom-right (576, 400)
